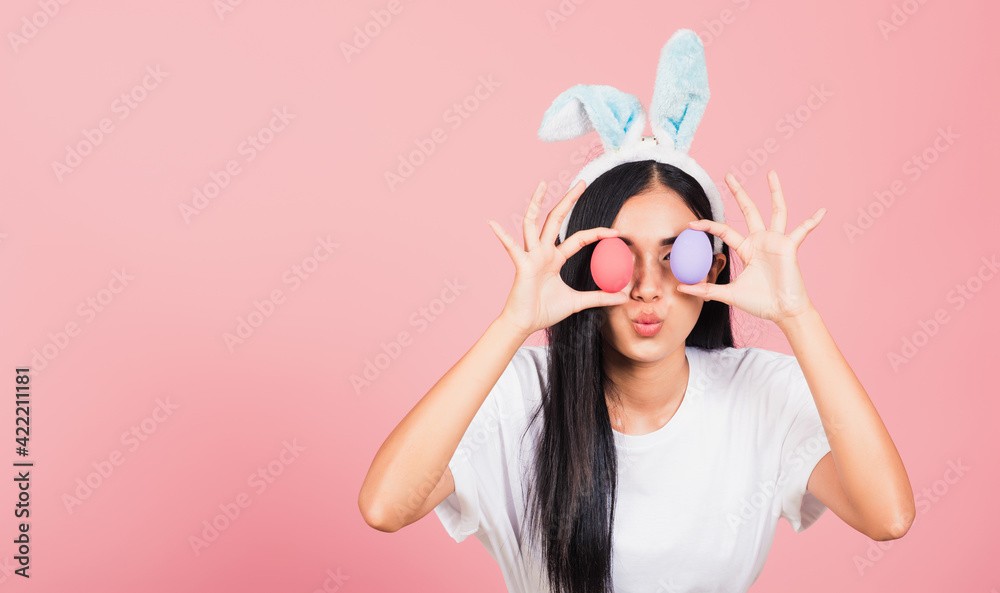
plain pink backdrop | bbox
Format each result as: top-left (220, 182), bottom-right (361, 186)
top-left (1, 0), bottom-right (998, 591)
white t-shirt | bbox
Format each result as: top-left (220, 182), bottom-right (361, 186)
top-left (434, 344), bottom-right (832, 593)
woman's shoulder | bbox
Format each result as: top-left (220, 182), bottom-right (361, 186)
top-left (691, 345), bottom-right (801, 398)
top-left (477, 345), bottom-right (549, 418)
top-left (737, 346), bottom-right (800, 378)
top-left (509, 344), bottom-right (550, 397)
top-left (512, 344), bottom-right (548, 370)
top-left (693, 344), bottom-right (796, 371)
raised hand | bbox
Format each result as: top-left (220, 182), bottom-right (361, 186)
top-left (488, 179), bottom-right (628, 338)
top-left (677, 170), bottom-right (827, 326)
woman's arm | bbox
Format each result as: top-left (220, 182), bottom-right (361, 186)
top-left (358, 315), bottom-right (528, 532)
top-left (681, 170), bottom-right (915, 540)
top-left (778, 306), bottom-right (916, 540)
top-left (359, 178), bottom-right (624, 533)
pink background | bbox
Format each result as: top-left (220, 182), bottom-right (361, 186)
top-left (1, 0), bottom-right (998, 591)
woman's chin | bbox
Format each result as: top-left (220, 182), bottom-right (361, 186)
top-left (610, 337), bottom-right (673, 363)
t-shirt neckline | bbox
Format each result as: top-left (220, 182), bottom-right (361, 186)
top-left (611, 345), bottom-right (700, 449)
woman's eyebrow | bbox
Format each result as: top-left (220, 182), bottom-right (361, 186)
top-left (618, 236), bottom-right (677, 247)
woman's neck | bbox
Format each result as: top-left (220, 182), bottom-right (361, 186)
top-left (602, 343), bottom-right (689, 435)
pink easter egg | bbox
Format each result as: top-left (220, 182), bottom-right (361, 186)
top-left (591, 237), bottom-right (633, 292)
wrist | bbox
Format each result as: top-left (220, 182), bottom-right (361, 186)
top-left (492, 313), bottom-right (533, 344)
top-left (776, 304), bottom-right (820, 335)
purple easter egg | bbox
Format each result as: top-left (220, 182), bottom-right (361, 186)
top-left (670, 229), bottom-right (712, 285)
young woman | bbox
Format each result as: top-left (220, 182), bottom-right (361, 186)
top-left (358, 161), bottom-right (914, 593)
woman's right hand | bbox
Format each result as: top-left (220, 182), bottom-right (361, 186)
top-left (487, 179), bottom-right (629, 338)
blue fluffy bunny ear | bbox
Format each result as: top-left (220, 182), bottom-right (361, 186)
top-left (649, 29), bottom-right (710, 153)
top-left (537, 84), bottom-right (647, 151)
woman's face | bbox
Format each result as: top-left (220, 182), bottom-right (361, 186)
top-left (599, 185), bottom-right (727, 362)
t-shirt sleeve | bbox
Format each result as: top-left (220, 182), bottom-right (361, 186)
top-left (433, 350), bottom-right (524, 545)
top-left (777, 358), bottom-right (832, 533)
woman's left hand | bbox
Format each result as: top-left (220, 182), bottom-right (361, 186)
top-left (676, 169), bottom-right (826, 326)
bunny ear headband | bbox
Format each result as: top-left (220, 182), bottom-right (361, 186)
top-left (538, 28), bottom-right (725, 254)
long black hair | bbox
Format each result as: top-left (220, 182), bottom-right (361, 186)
top-left (518, 160), bottom-right (735, 593)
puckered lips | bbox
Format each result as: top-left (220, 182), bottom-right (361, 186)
top-left (632, 311), bottom-right (663, 337)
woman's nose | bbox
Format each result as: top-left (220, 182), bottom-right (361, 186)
top-left (629, 254), bottom-right (669, 299)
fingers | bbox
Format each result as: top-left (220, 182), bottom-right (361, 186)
top-left (767, 170), bottom-right (788, 234)
top-left (522, 180), bottom-right (547, 252)
top-left (676, 280), bottom-right (732, 306)
top-left (725, 173), bottom-right (766, 235)
top-left (487, 219), bottom-right (527, 266)
top-left (539, 179), bottom-right (587, 247)
top-left (687, 218), bottom-right (745, 253)
top-left (557, 226), bottom-right (620, 261)
top-left (573, 287), bottom-right (629, 313)
top-left (788, 207), bottom-right (827, 248)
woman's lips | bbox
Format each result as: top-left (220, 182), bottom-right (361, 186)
top-left (633, 321), bottom-right (663, 337)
